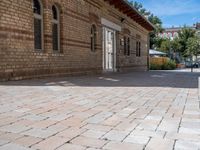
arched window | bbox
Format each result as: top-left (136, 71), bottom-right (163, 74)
top-left (52, 5), bottom-right (60, 51)
top-left (91, 25), bottom-right (97, 52)
top-left (33, 0), bottom-right (43, 50)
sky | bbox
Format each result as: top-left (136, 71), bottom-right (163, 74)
top-left (131, 0), bottom-right (200, 28)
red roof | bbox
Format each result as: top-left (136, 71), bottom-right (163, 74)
top-left (104, 0), bottom-right (154, 31)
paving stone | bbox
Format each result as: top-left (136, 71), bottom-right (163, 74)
top-left (81, 130), bottom-right (106, 139)
top-left (179, 127), bottom-right (200, 135)
top-left (0, 124), bottom-right (31, 134)
top-left (71, 136), bottom-right (107, 149)
top-left (136, 120), bottom-right (159, 130)
top-left (180, 121), bottom-right (200, 129)
top-left (82, 124), bottom-right (112, 132)
top-left (0, 139), bottom-right (9, 146)
top-left (60, 117), bottom-right (85, 127)
top-left (165, 132), bottom-right (200, 142)
top-left (145, 138), bottom-right (174, 150)
top-left (0, 132), bottom-right (23, 141)
top-left (103, 141), bottom-right (144, 150)
top-left (86, 148), bottom-right (102, 150)
top-left (32, 136), bottom-right (69, 150)
top-left (14, 136), bottom-right (43, 147)
top-left (22, 128), bottom-right (57, 139)
top-left (114, 121), bottom-right (138, 131)
top-left (86, 112), bottom-right (113, 124)
top-left (56, 127), bottom-right (87, 139)
top-left (130, 129), bottom-right (165, 138)
top-left (157, 118), bottom-right (180, 132)
top-left (124, 135), bottom-right (150, 145)
top-left (102, 115), bottom-right (122, 126)
top-left (175, 140), bottom-right (200, 150)
top-left (22, 114), bottom-right (47, 121)
top-left (30, 120), bottom-right (57, 129)
top-left (0, 143), bottom-right (32, 150)
top-left (48, 113), bottom-right (72, 121)
top-left (45, 123), bottom-right (69, 133)
top-left (102, 130), bottom-right (130, 142)
top-left (57, 143), bottom-right (86, 150)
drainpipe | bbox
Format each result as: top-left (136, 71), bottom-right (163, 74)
top-left (147, 34), bottom-right (150, 71)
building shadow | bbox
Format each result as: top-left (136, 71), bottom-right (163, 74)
top-left (0, 71), bottom-right (199, 89)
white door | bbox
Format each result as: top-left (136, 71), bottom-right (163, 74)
top-left (103, 27), bottom-right (116, 72)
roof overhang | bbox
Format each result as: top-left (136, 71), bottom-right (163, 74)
top-left (104, 0), bottom-right (155, 31)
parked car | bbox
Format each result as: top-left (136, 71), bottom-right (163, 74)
top-left (185, 62), bottom-right (199, 68)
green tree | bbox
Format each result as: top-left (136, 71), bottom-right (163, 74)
top-left (185, 36), bottom-right (200, 58)
top-left (177, 28), bottom-right (196, 57)
top-left (171, 38), bottom-right (182, 53)
top-left (185, 36), bottom-right (200, 72)
top-left (153, 37), bottom-right (164, 49)
top-left (129, 1), bottom-right (151, 17)
top-left (160, 39), bottom-right (171, 52)
top-left (148, 14), bottom-right (163, 49)
top-left (129, 1), bottom-right (163, 49)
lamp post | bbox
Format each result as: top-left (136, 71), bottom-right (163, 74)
top-left (191, 54), bottom-right (193, 73)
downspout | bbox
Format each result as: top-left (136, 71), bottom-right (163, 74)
top-left (147, 33), bottom-right (150, 71)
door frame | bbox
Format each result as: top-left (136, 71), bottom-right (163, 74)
top-left (102, 27), bottom-right (117, 72)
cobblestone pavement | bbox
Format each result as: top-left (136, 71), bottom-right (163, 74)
top-left (0, 71), bottom-right (199, 150)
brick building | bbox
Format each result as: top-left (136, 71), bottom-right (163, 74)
top-left (0, 0), bottom-right (154, 81)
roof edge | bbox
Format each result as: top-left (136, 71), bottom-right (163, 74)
top-left (123, 0), bottom-right (155, 31)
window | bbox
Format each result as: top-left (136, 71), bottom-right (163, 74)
top-left (52, 5), bottom-right (60, 51)
top-left (168, 33), bottom-right (172, 38)
top-left (163, 33), bottom-right (168, 39)
top-left (91, 25), bottom-right (97, 52)
top-left (33, 0), bottom-right (43, 50)
top-left (136, 41), bottom-right (141, 57)
top-left (124, 36), bottom-right (130, 56)
top-left (173, 32), bottom-right (179, 38)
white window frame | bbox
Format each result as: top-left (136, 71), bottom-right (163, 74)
top-left (33, 0), bottom-right (44, 51)
top-left (52, 5), bottom-right (60, 52)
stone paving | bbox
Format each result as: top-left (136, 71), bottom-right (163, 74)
top-left (0, 71), bottom-right (199, 150)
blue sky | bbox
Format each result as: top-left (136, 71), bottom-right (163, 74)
top-left (131, 0), bottom-right (200, 28)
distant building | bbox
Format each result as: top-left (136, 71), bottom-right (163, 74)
top-left (158, 23), bottom-right (200, 40)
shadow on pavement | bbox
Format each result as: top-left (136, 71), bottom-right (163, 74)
top-left (0, 71), bottom-right (199, 89)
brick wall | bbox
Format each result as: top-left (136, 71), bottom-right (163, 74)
top-left (0, 0), bottom-right (150, 81)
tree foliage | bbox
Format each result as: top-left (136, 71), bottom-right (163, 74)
top-left (128, 1), bottom-right (163, 49)
top-left (160, 39), bottom-right (171, 52)
top-left (185, 36), bottom-right (200, 57)
top-left (157, 28), bottom-right (199, 59)
top-left (129, 1), bottom-right (151, 17)
top-left (128, 1), bottom-right (200, 59)
top-left (176, 28), bottom-right (196, 56)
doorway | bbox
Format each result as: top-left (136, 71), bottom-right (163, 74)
top-left (103, 27), bottom-right (116, 72)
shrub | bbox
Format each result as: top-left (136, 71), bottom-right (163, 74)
top-left (150, 59), bottom-right (176, 70)
top-left (162, 60), bottom-right (176, 70)
top-left (150, 64), bottom-right (162, 70)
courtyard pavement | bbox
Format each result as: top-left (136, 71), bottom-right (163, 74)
top-left (0, 71), bottom-right (199, 150)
